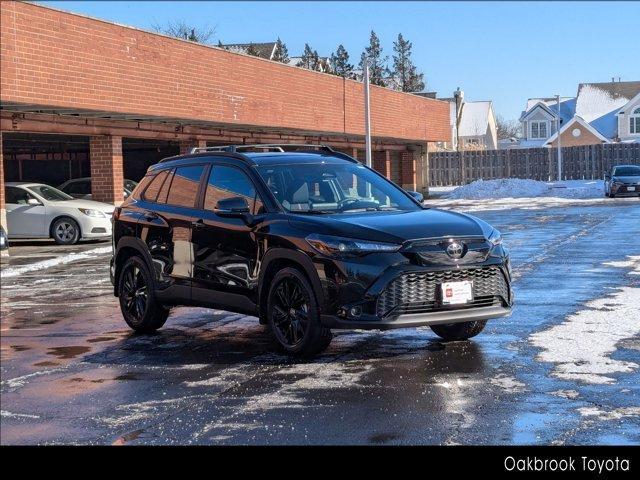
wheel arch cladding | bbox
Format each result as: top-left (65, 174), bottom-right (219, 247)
top-left (114, 237), bottom-right (157, 296)
top-left (258, 248), bottom-right (324, 324)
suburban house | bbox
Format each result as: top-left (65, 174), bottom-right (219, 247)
top-left (518, 80), bottom-right (640, 148)
top-left (435, 89), bottom-right (498, 150)
top-left (220, 42), bottom-right (331, 72)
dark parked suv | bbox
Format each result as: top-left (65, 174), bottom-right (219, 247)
top-left (110, 145), bottom-right (513, 356)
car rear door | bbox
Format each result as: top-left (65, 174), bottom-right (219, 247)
top-left (136, 164), bottom-right (207, 301)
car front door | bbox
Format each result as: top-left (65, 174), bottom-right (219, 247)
top-left (191, 163), bottom-right (266, 312)
top-left (5, 186), bottom-right (47, 238)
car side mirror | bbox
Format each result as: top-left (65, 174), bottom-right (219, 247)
top-left (27, 198), bottom-right (41, 206)
top-left (214, 197), bottom-right (251, 218)
top-left (406, 190), bottom-right (424, 203)
top-left (604, 173), bottom-right (610, 180)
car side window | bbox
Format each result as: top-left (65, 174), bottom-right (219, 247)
top-left (166, 165), bottom-right (206, 208)
top-left (204, 165), bottom-right (264, 215)
top-left (67, 181), bottom-right (90, 195)
top-left (142, 170), bottom-right (169, 202)
top-left (156, 169), bottom-right (175, 204)
top-left (5, 186), bottom-right (34, 205)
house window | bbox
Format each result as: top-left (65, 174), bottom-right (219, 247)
top-left (630, 107), bottom-right (640, 134)
top-left (530, 121), bottom-right (548, 139)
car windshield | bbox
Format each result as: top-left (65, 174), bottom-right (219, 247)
top-left (27, 185), bottom-right (74, 201)
top-left (255, 162), bottom-right (421, 214)
top-left (613, 166), bottom-right (640, 176)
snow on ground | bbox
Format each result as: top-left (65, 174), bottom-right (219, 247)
top-left (428, 179), bottom-right (638, 212)
top-left (0, 246), bottom-right (111, 278)
top-left (530, 255), bottom-right (640, 385)
top-left (447, 179), bottom-right (603, 200)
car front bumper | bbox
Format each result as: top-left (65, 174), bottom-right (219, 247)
top-left (77, 215), bottom-right (112, 239)
top-left (611, 184), bottom-right (640, 195)
top-left (321, 304), bottom-right (512, 330)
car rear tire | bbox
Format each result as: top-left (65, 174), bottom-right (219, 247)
top-left (430, 320), bottom-right (487, 341)
top-left (51, 217), bottom-right (80, 245)
top-left (118, 256), bottom-right (169, 333)
top-left (266, 267), bottom-right (332, 357)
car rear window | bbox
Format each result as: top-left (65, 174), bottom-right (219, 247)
top-left (165, 165), bottom-right (206, 208)
top-left (141, 170), bottom-right (170, 202)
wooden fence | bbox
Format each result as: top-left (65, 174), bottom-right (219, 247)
top-left (427, 143), bottom-right (640, 186)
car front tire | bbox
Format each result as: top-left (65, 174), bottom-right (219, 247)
top-left (430, 320), bottom-right (487, 341)
top-left (118, 256), bottom-right (169, 333)
top-left (51, 217), bottom-right (81, 245)
top-left (266, 267), bottom-right (332, 357)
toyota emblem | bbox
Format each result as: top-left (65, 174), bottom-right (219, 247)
top-left (446, 242), bottom-right (465, 259)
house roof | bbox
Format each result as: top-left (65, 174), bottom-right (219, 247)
top-left (575, 81), bottom-right (640, 139)
top-left (616, 92), bottom-right (640, 116)
top-left (219, 42), bottom-right (277, 60)
top-left (458, 101), bottom-right (493, 137)
top-left (520, 97), bottom-right (575, 123)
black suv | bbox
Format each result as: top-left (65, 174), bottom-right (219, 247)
top-left (110, 145), bottom-right (513, 356)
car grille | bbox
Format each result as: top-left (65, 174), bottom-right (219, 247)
top-left (376, 266), bottom-right (509, 318)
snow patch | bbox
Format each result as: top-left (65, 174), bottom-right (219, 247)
top-left (577, 406), bottom-right (640, 421)
top-left (1, 246), bottom-right (111, 278)
top-left (0, 410), bottom-right (40, 419)
top-left (489, 374), bottom-right (527, 393)
top-left (446, 179), bottom-right (603, 200)
top-left (549, 389), bottom-right (580, 400)
top-left (530, 255), bottom-right (640, 385)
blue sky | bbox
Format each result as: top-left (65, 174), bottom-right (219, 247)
top-left (43, 1), bottom-right (639, 120)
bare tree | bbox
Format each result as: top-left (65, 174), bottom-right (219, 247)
top-left (496, 115), bottom-right (521, 140)
top-left (152, 20), bottom-right (216, 44)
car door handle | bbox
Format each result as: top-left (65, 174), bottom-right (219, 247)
top-left (143, 212), bottom-right (158, 222)
top-left (192, 219), bottom-right (206, 229)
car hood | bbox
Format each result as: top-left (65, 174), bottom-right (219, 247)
top-left (612, 175), bottom-right (640, 184)
top-left (48, 198), bottom-right (115, 213)
top-left (288, 208), bottom-right (493, 244)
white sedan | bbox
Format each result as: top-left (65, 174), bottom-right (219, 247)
top-left (5, 182), bottom-right (115, 245)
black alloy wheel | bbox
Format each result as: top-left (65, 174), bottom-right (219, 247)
top-left (267, 267), bottom-right (332, 356)
top-left (118, 256), bottom-right (169, 332)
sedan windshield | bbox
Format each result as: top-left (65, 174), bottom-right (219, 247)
top-left (613, 166), bottom-right (640, 176)
top-left (256, 162), bottom-right (421, 214)
top-left (27, 185), bottom-right (74, 201)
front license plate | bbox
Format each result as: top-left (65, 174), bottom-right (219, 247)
top-left (627, 186), bottom-right (636, 192)
top-left (441, 280), bottom-right (473, 305)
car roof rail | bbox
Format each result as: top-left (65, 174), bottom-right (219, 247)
top-left (189, 144), bottom-right (358, 162)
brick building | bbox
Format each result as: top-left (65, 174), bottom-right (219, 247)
top-left (0, 1), bottom-right (450, 235)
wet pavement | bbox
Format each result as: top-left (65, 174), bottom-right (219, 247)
top-left (1, 199), bottom-right (639, 445)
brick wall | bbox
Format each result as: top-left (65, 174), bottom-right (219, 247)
top-left (547, 123), bottom-right (605, 148)
top-left (0, 1), bottom-right (450, 144)
top-left (400, 151), bottom-right (417, 190)
top-left (90, 135), bottom-right (124, 204)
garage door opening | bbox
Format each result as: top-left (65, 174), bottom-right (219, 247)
top-left (123, 139), bottom-right (179, 182)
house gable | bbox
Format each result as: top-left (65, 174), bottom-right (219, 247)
top-left (616, 92), bottom-right (640, 141)
top-left (544, 116), bottom-right (609, 147)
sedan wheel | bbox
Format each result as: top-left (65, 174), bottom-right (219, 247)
top-left (51, 217), bottom-right (80, 245)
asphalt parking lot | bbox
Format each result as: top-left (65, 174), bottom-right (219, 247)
top-left (1, 198), bottom-right (639, 445)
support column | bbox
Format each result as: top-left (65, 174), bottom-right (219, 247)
top-left (0, 131), bottom-right (7, 257)
top-left (351, 147), bottom-right (359, 161)
top-left (179, 139), bottom-right (207, 155)
top-left (90, 135), bottom-right (124, 205)
top-left (400, 150), bottom-right (417, 191)
top-left (385, 150), bottom-right (392, 180)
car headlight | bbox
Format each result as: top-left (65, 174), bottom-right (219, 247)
top-left (488, 229), bottom-right (502, 246)
top-left (78, 208), bottom-right (106, 218)
top-left (306, 233), bottom-right (400, 257)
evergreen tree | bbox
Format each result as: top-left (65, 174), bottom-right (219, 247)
top-left (245, 43), bottom-right (260, 57)
top-left (391, 33), bottom-right (425, 92)
top-left (272, 37), bottom-right (289, 63)
top-left (329, 44), bottom-right (354, 78)
top-left (297, 43), bottom-right (320, 70)
top-left (359, 31), bottom-right (388, 87)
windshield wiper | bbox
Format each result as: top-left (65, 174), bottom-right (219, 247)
top-left (290, 209), bottom-right (335, 215)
